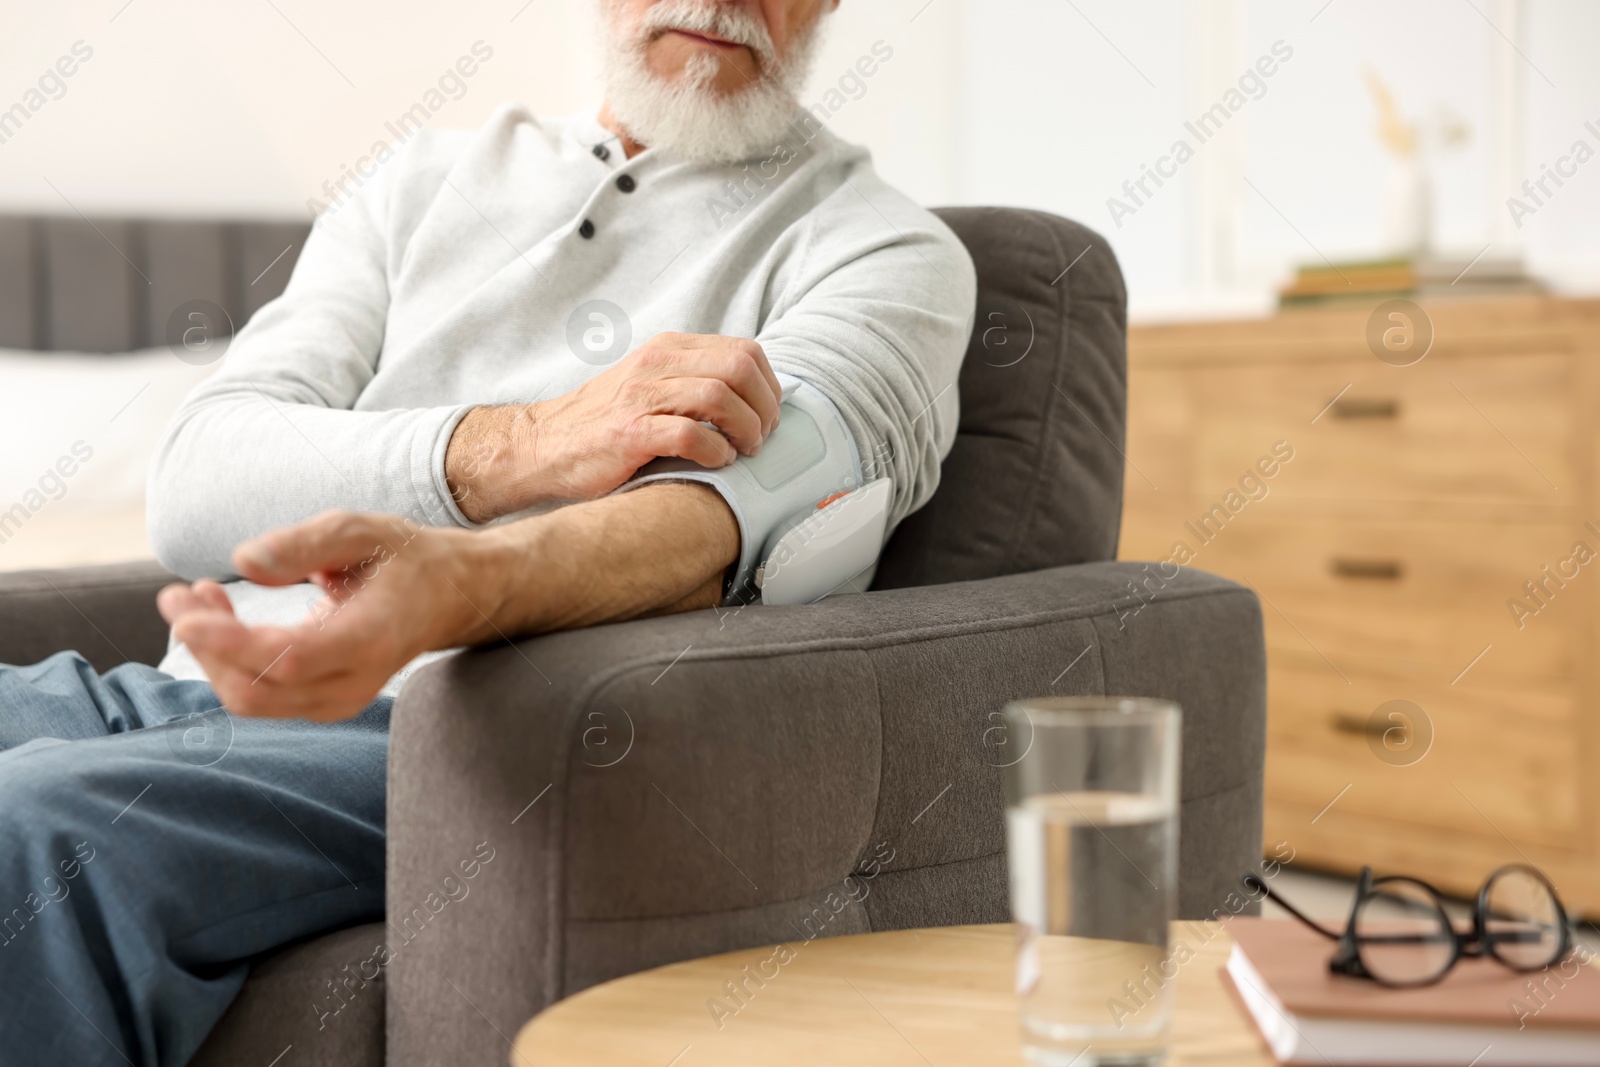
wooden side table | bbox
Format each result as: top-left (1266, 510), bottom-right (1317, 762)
top-left (513, 923), bottom-right (1271, 1066)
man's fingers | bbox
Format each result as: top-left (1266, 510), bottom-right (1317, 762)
top-left (174, 612), bottom-right (297, 679)
top-left (739, 338), bottom-right (783, 422)
top-left (669, 335), bottom-right (779, 392)
top-left (158, 580), bottom-right (238, 624)
top-left (673, 335), bottom-right (780, 410)
top-left (154, 585), bottom-right (187, 627)
top-left (638, 415), bottom-right (738, 469)
top-left (158, 583), bottom-right (202, 623)
top-left (175, 600), bottom-right (392, 720)
top-left (233, 510), bottom-right (416, 586)
top-left (194, 579), bottom-right (235, 613)
top-left (636, 336), bottom-right (781, 436)
top-left (181, 615), bottom-right (363, 695)
top-left (190, 612), bottom-right (382, 688)
top-left (708, 340), bottom-right (780, 435)
top-left (658, 378), bottom-right (765, 455)
top-left (198, 650), bottom-right (371, 722)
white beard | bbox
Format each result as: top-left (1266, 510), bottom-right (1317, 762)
top-left (598, 0), bottom-right (826, 164)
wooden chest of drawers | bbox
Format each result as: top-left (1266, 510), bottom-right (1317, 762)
top-left (1119, 295), bottom-right (1600, 916)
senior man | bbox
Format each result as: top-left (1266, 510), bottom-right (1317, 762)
top-left (0, 0), bottom-right (975, 1063)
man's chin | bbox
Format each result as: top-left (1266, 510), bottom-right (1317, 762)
top-left (601, 10), bottom-right (825, 164)
top-left (615, 106), bottom-right (801, 165)
top-left (604, 70), bottom-right (802, 164)
top-left (646, 70), bottom-right (753, 102)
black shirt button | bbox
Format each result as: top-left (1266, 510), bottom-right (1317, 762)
top-left (578, 219), bottom-right (596, 239)
top-left (592, 144), bottom-right (610, 161)
top-left (617, 174), bottom-right (636, 193)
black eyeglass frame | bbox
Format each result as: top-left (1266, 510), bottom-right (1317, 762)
top-left (1241, 864), bottom-right (1574, 988)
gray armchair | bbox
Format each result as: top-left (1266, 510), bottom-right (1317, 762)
top-left (0, 207), bottom-right (1265, 1067)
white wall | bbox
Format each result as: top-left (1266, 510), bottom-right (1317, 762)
top-left (2, 0), bottom-right (1596, 316)
top-left (0, 0), bottom-right (959, 215)
top-left (947, 0), bottom-right (1600, 315)
top-left (1521, 0), bottom-right (1600, 287)
top-left (951, 0), bottom-right (1192, 306)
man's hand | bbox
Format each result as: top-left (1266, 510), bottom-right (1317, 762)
top-left (156, 482), bottom-right (739, 721)
top-left (446, 332), bottom-right (782, 523)
top-left (156, 512), bottom-right (496, 722)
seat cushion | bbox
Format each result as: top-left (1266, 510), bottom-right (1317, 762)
top-left (874, 207), bottom-right (1128, 589)
top-left (189, 922), bottom-right (386, 1067)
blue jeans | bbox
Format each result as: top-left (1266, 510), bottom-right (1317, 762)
top-left (0, 651), bottom-right (390, 1067)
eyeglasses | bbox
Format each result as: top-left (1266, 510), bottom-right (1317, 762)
top-left (1242, 864), bottom-right (1574, 988)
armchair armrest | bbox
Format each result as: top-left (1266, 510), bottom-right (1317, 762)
top-left (385, 561), bottom-right (1266, 1065)
top-left (0, 561), bottom-right (175, 670)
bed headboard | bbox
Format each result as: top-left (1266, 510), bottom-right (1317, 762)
top-left (0, 215), bottom-right (313, 353)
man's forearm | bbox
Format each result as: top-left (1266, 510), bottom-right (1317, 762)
top-left (458, 480), bottom-right (738, 641)
top-left (159, 480), bottom-right (739, 723)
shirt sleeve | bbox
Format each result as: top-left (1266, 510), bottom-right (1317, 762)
top-left (616, 182), bottom-right (977, 605)
top-left (757, 178), bottom-right (977, 538)
top-left (145, 143), bottom-right (476, 580)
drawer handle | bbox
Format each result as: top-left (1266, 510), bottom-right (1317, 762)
top-left (1330, 398), bottom-right (1400, 420)
top-left (1330, 557), bottom-right (1404, 581)
top-left (1330, 712), bottom-right (1385, 737)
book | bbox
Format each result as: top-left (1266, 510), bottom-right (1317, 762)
top-left (1224, 917), bottom-right (1600, 1065)
top-left (1278, 256), bottom-right (1543, 306)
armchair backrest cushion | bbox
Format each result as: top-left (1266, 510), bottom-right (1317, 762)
top-left (873, 208), bottom-right (1128, 590)
top-left (0, 215), bottom-right (310, 353)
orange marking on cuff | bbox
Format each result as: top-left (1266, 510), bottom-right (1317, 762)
top-left (816, 490), bottom-right (852, 510)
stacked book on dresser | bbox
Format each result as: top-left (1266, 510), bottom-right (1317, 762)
top-left (1222, 919), bottom-right (1600, 1065)
top-left (1278, 255), bottom-right (1543, 308)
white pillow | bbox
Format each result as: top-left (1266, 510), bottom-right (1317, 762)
top-left (0, 346), bottom-right (218, 514)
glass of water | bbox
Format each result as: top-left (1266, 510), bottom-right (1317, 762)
top-left (1000, 697), bottom-right (1181, 1066)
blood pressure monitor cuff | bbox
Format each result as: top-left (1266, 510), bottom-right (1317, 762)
top-left (615, 373), bottom-right (870, 606)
